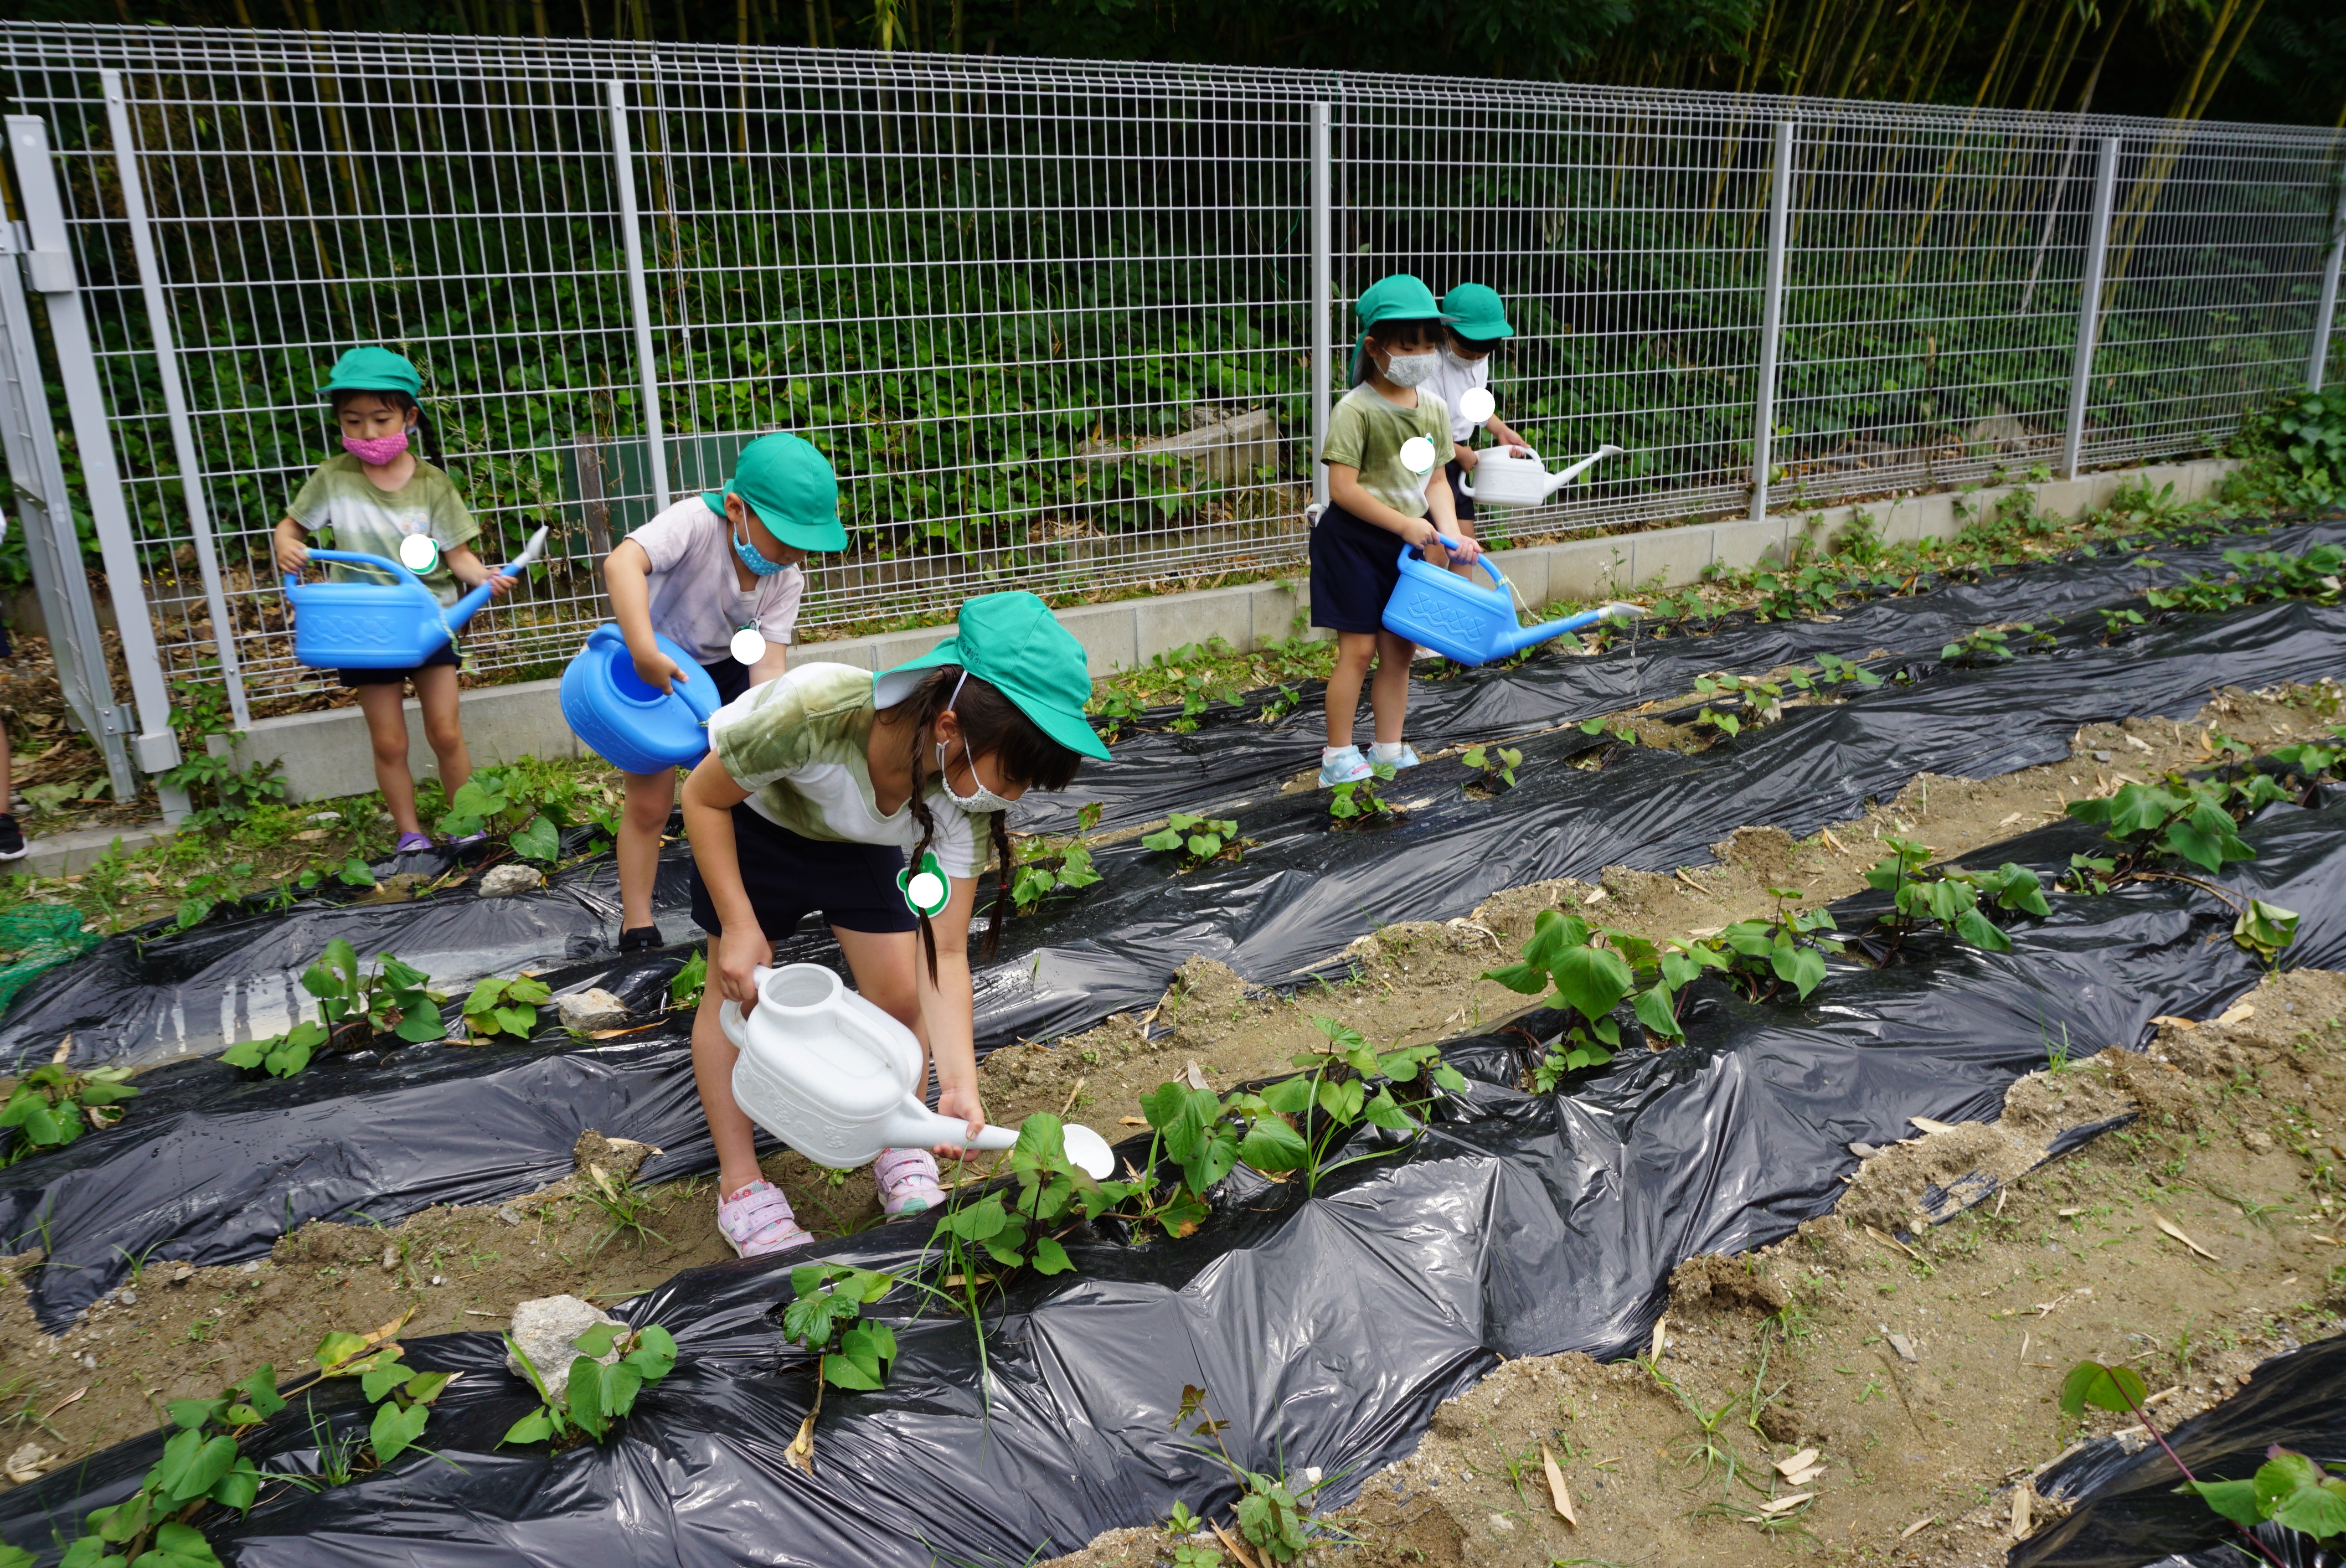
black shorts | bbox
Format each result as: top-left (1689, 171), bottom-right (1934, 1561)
top-left (1308, 500), bottom-right (1411, 635)
top-left (337, 642), bottom-right (458, 689)
top-left (1443, 458), bottom-right (1477, 524)
top-left (697, 657), bottom-right (753, 708)
top-left (688, 806), bottom-right (917, 940)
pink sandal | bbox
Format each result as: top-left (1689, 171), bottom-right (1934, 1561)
top-left (716, 1180), bottom-right (813, 1257)
top-left (875, 1149), bottom-right (947, 1217)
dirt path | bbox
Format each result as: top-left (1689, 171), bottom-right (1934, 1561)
top-left (0, 684), bottom-right (2337, 1519)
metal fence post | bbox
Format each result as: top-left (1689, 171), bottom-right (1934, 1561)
top-left (6, 114), bottom-right (188, 820)
top-left (2064, 137), bottom-right (2122, 481)
top-left (2308, 166), bottom-right (2346, 393)
top-left (0, 222), bottom-right (137, 802)
top-left (104, 69), bottom-right (250, 731)
top-left (1749, 118), bottom-right (1795, 522)
top-left (1310, 101), bottom-right (1332, 512)
top-left (609, 79), bottom-right (669, 514)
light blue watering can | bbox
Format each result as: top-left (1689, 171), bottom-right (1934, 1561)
top-left (281, 527), bottom-right (548, 670)
top-left (1383, 535), bottom-right (1644, 667)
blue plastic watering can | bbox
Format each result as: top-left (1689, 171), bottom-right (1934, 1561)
top-left (1383, 535), bottom-right (1644, 667)
top-left (281, 527), bottom-right (547, 670)
top-left (560, 623), bottom-right (726, 775)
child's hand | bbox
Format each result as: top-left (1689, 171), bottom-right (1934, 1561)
top-left (631, 647), bottom-right (687, 694)
top-left (1448, 534), bottom-right (1483, 565)
top-left (274, 537), bottom-right (309, 575)
top-left (486, 572), bottom-right (517, 598)
top-left (716, 925), bottom-right (770, 1006)
top-left (934, 1084), bottom-right (988, 1160)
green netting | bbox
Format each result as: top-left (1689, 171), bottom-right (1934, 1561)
top-left (0, 906), bottom-right (100, 1015)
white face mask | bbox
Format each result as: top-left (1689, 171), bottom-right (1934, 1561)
top-left (1381, 350), bottom-right (1438, 388)
top-left (934, 670), bottom-right (1017, 814)
top-left (1442, 345), bottom-right (1486, 370)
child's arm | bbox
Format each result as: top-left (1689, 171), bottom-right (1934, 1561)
top-left (679, 755), bottom-right (766, 1004)
top-left (1424, 466), bottom-right (1477, 562)
top-left (443, 545), bottom-right (515, 598)
top-left (1486, 414), bottom-right (1533, 456)
top-left (602, 538), bottom-right (689, 694)
top-left (271, 516), bottom-right (308, 574)
top-left (917, 874), bottom-right (988, 1152)
top-left (1327, 463), bottom-right (1451, 568)
top-left (745, 640), bottom-right (790, 685)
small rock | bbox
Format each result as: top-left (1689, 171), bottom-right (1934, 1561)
top-left (166, 1263), bottom-right (193, 1285)
top-left (2242, 1129), bottom-right (2275, 1154)
top-left (2092, 750), bottom-right (2112, 762)
top-left (495, 1205), bottom-right (524, 1226)
top-left (572, 1129), bottom-right (661, 1182)
top-left (117, 1287), bottom-right (136, 1307)
top-left (380, 1244), bottom-right (399, 1271)
top-left (1487, 1514), bottom-right (1516, 1534)
top-left (240, 1260), bottom-right (260, 1273)
top-left (1850, 1141), bottom-right (1879, 1158)
top-left (305, 811), bottom-right (342, 823)
top-left (506, 1294), bottom-right (626, 1404)
top-left (4, 1442), bottom-right (55, 1483)
top-left (556, 988), bottom-right (631, 1032)
top-left (478, 864), bottom-right (546, 899)
top-left (1889, 1332), bottom-right (1919, 1361)
top-left (430, 1275), bottom-right (446, 1287)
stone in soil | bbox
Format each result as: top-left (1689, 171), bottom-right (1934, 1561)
top-left (556, 988), bottom-right (631, 1031)
top-left (478, 864), bottom-right (545, 898)
top-left (504, 1294), bottom-right (624, 1402)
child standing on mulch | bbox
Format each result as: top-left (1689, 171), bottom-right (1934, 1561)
top-left (1310, 274), bottom-right (1474, 787)
top-left (599, 431), bottom-right (843, 953)
top-left (271, 347), bottom-right (511, 857)
top-left (1424, 283), bottom-right (1537, 543)
top-left (680, 590), bottom-right (1107, 1254)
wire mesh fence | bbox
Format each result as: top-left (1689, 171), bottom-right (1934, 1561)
top-left (0, 23), bottom-right (2338, 718)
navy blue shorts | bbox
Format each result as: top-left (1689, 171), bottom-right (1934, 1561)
top-left (695, 657), bottom-right (752, 708)
top-left (1308, 501), bottom-right (1412, 635)
top-left (688, 806), bottom-right (916, 940)
top-left (1443, 459), bottom-right (1476, 524)
top-left (336, 642), bottom-right (458, 688)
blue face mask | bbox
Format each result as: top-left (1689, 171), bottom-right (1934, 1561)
top-left (732, 512), bottom-right (789, 577)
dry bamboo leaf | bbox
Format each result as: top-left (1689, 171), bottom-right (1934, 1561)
top-left (2153, 1213), bottom-right (2219, 1261)
top-left (2215, 1002), bottom-right (2255, 1026)
top-left (1910, 1115), bottom-right (1960, 1134)
top-left (2149, 1015), bottom-right (2197, 1030)
top-left (1210, 1520), bottom-right (1265, 1568)
top-left (786, 1409), bottom-right (816, 1474)
top-left (1541, 1441), bottom-right (1577, 1526)
top-left (2012, 1486), bottom-right (2034, 1540)
top-left (1760, 1492), bottom-right (1812, 1515)
top-left (1901, 1517), bottom-right (1935, 1539)
top-left (1648, 1313), bottom-right (1668, 1361)
top-left (1775, 1448), bottom-right (1820, 1479)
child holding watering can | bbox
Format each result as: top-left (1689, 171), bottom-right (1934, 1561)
top-left (679, 590), bottom-right (1107, 1254)
top-left (1311, 274), bottom-right (1474, 787)
top-left (600, 432), bottom-right (843, 953)
top-left (271, 348), bottom-right (512, 855)
top-left (1424, 283), bottom-right (1537, 534)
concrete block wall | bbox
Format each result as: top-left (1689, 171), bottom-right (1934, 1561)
top-left (214, 457), bottom-right (2235, 804)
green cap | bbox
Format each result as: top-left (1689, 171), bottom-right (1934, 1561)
top-left (1355, 274), bottom-right (1452, 330)
top-left (319, 347), bottom-right (424, 399)
top-left (1441, 283), bottom-right (1515, 342)
top-left (874, 591), bottom-right (1110, 761)
top-left (702, 431), bottom-right (846, 553)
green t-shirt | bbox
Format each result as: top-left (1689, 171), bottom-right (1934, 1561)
top-left (288, 455), bottom-right (480, 607)
top-left (1320, 383), bottom-right (1451, 518)
top-left (709, 662), bottom-right (990, 878)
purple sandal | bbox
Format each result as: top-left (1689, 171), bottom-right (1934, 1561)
top-left (393, 832), bottom-right (432, 854)
top-left (716, 1180), bottom-right (812, 1257)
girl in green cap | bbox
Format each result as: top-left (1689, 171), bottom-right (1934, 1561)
top-left (1312, 274), bottom-right (1475, 787)
top-left (1426, 283), bottom-right (1536, 545)
top-left (677, 590), bottom-right (1108, 1255)
top-left (272, 347), bottom-right (513, 856)
top-left (600, 431), bottom-right (843, 954)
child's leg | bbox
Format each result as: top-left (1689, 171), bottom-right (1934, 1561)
top-left (689, 948), bottom-right (767, 1200)
top-left (1323, 631), bottom-right (1379, 750)
top-left (354, 684), bottom-right (422, 835)
top-left (617, 768), bottom-right (676, 931)
top-left (836, 925), bottom-right (950, 1214)
top-left (0, 714), bottom-right (11, 817)
top-left (410, 663), bottom-right (472, 797)
top-left (1369, 630), bottom-right (1416, 745)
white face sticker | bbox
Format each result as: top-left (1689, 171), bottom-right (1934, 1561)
top-left (1399, 435), bottom-right (1437, 476)
top-left (906, 870), bottom-right (946, 912)
top-left (1458, 388), bottom-right (1497, 426)
top-left (729, 626), bottom-right (767, 666)
top-left (396, 533), bottom-right (439, 574)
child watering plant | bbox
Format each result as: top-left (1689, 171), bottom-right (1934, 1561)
top-left (271, 347), bottom-right (512, 856)
top-left (1311, 274), bottom-right (1474, 787)
top-left (679, 590), bottom-right (1107, 1254)
top-left (600, 432), bottom-right (843, 953)
top-left (1425, 283), bottom-right (1536, 537)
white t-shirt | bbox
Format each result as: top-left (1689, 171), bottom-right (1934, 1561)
top-left (708, 662), bottom-right (988, 878)
top-left (625, 495), bottom-right (806, 666)
top-left (1424, 352), bottom-right (1493, 446)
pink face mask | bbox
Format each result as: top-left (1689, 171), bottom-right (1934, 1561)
top-left (342, 428), bottom-right (410, 466)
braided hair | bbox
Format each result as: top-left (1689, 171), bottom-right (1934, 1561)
top-left (895, 666), bottom-right (1086, 982)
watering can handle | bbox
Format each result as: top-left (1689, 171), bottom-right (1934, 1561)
top-left (283, 548), bottom-right (430, 594)
top-left (1403, 535), bottom-right (1511, 595)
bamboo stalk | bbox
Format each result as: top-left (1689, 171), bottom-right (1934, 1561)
top-left (2167, 0), bottom-right (2241, 121)
top-left (2186, 0), bottom-right (2262, 119)
top-left (1828, 0), bottom-right (1889, 99)
top-left (1908, 0), bottom-right (1971, 102)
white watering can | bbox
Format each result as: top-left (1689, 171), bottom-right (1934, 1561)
top-left (1457, 443), bottom-right (1626, 509)
top-left (721, 963), bottom-right (1117, 1178)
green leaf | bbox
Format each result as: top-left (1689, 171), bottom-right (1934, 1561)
top-left (1141, 828), bottom-right (1182, 853)
top-left (209, 1460), bottom-right (260, 1513)
top-left (501, 1408), bottom-right (556, 1446)
top-left (571, 1322), bottom-right (621, 1359)
top-left (2059, 1360), bottom-right (2147, 1420)
top-left (622, 1325), bottom-right (678, 1383)
top-left (1632, 984), bottom-right (1685, 1041)
top-left (394, 1007), bottom-right (449, 1043)
top-left (158, 1433), bottom-right (239, 1505)
top-left (510, 814), bottom-right (562, 864)
top-left (360, 1356), bottom-right (413, 1402)
top-left (566, 1354), bottom-right (608, 1440)
top-left (1028, 1235), bottom-right (1074, 1275)
top-left (167, 1397), bottom-right (223, 1431)
top-left (240, 1366), bottom-right (285, 1419)
top-left (151, 1523), bottom-right (223, 1566)
top-left (58, 1535), bottom-right (116, 1567)
top-left (1952, 907), bottom-right (2012, 952)
top-left (1548, 942), bottom-right (1635, 1028)
top-left (1479, 960), bottom-right (1551, 996)
top-left (2186, 1477), bottom-right (2266, 1530)
top-left (1237, 1114), bottom-right (1309, 1172)
top-left (220, 1040), bottom-right (265, 1069)
top-left (600, 1360), bottom-right (645, 1420)
top-left (367, 1399), bottom-right (430, 1466)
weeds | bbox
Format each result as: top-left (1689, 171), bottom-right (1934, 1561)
top-left (669, 951), bottom-right (707, 1010)
top-left (579, 1165), bottom-right (670, 1256)
top-left (1173, 1384), bottom-right (1330, 1564)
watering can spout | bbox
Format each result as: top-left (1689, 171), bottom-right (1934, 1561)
top-left (1493, 600), bottom-right (1650, 657)
top-left (443, 525), bottom-right (550, 634)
